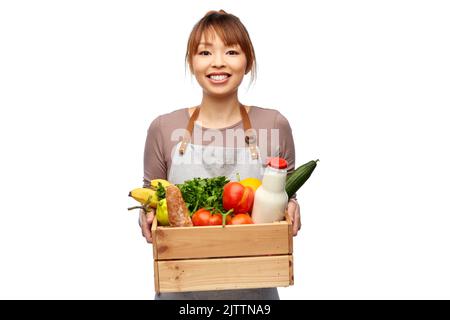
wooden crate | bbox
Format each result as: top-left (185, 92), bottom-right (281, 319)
top-left (151, 213), bottom-right (294, 293)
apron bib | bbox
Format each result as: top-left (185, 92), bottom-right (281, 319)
top-left (168, 141), bottom-right (263, 184)
top-left (158, 104), bottom-right (279, 300)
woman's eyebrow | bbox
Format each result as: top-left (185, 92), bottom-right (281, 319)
top-left (199, 42), bottom-right (238, 48)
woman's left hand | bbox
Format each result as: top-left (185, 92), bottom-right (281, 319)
top-left (287, 199), bottom-right (301, 236)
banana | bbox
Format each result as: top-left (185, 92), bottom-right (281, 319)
top-left (129, 188), bottom-right (156, 207)
top-left (128, 179), bottom-right (172, 209)
top-left (150, 179), bottom-right (171, 189)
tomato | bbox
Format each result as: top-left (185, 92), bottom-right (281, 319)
top-left (192, 209), bottom-right (232, 226)
top-left (209, 213), bottom-right (231, 225)
top-left (192, 209), bottom-right (211, 226)
top-left (208, 213), bottom-right (221, 225)
top-left (222, 182), bottom-right (254, 214)
top-left (231, 213), bottom-right (253, 225)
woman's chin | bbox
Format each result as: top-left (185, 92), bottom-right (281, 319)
top-left (204, 89), bottom-right (237, 97)
top-left (202, 84), bottom-right (239, 96)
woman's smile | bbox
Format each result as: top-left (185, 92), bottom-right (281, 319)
top-left (207, 72), bottom-right (231, 84)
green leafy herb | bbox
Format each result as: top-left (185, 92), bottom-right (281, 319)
top-left (176, 176), bottom-right (229, 216)
top-left (156, 182), bottom-right (166, 200)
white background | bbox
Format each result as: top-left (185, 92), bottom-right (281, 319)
top-left (1, 0), bottom-right (449, 299)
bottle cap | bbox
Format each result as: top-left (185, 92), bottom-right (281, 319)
top-left (268, 157), bottom-right (287, 169)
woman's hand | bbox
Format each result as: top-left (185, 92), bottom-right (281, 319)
top-left (287, 199), bottom-right (301, 236)
top-left (139, 208), bottom-right (155, 243)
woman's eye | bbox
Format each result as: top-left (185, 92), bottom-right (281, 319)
top-left (198, 50), bottom-right (238, 56)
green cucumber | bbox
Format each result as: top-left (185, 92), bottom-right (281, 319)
top-left (285, 159), bottom-right (319, 198)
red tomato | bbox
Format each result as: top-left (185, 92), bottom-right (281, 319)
top-left (209, 213), bottom-right (232, 226)
top-left (192, 209), bottom-right (211, 226)
top-left (208, 213), bottom-right (221, 225)
top-left (222, 182), bottom-right (254, 214)
top-left (192, 209), bottom-right (232, 226)
top-left (231, 213), bottom-right (254, 225)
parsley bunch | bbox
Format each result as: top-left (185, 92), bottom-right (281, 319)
top-left (176, 176), bottom-right (229, 216)
top-left (156, 182), bottom-right (166, 200)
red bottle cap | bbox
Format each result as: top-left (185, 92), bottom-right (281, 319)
top-left (268, 157), bottom-right (288, 169)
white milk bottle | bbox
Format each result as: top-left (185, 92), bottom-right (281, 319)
top-left (252, 157), bottom-right (289, 223)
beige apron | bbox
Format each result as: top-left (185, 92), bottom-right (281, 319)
top-left (156, 105), bottom-right (279, 300)
top-left (168, 105), bottom-right (264, 184)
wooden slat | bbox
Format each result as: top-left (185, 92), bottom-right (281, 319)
top-left (153, 259), bottom-right (160, 294)
top-left (286, 211), bottom-right (293, 254)
top-left (151, 215), bottom-right (158, 260)
top-left (151, 215), bottom-right (160, 294)
top-left (285, 212), bottom-right (294, 285)
top-left (157, 255), bottom-right (291, 293)
top-left (155, 222), bottom-right (290, 260)
top-left (289, 255), bottom-right (294, 285)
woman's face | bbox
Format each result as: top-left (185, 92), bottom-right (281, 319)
top-left (191, 31), bottom-right (247, 97)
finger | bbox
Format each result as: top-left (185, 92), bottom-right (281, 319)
top-left (287, 202), bottom-right (296, 235)
top-left (290, 201), bottom-right (300, 236)
top-left (141, 209), bottom-right (153, 244)
top-left (142, 222), bottom-right (152, 243)
top-left (287, 201), bottom-right (296, 223)
top-left (141, 217), bottom-right (151, 241)
top-left (147, 208), bottom-right (155, 225)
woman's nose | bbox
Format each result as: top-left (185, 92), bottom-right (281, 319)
top-left (212, 53), bottom-right (225, 68)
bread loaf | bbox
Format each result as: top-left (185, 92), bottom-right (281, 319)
top-left (166, 185), bottom-right (193, 227)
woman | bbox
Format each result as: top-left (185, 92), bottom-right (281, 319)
top-left (139, 9), bottom-right (301, 300)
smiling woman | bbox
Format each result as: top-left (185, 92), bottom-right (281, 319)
top-left (185, 9), bottom-right (257, 86)
top-left (140, 9), bottom-right (300, 301)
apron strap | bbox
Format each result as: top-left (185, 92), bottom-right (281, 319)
top-left (178, 105), bottom-right (259, 160)
top-left (239, 104), bottom-right (259, 160)
top-left (179, 107), bottom-right (200, 155)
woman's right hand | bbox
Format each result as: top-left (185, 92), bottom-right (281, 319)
top-left (139, 208), bottom-right (155, 243)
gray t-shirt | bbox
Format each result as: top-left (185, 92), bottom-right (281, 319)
top-left (143, 106), bottom-right (296, 186)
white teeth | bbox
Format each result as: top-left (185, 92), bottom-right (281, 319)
top-left (210, 75), bottom-right (229, 80)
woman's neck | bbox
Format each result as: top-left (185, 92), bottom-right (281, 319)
top-left (195, 94), bottom-right (242, 129)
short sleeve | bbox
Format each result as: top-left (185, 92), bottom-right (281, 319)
top-left (143, 116), bottom-right (167, 187)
